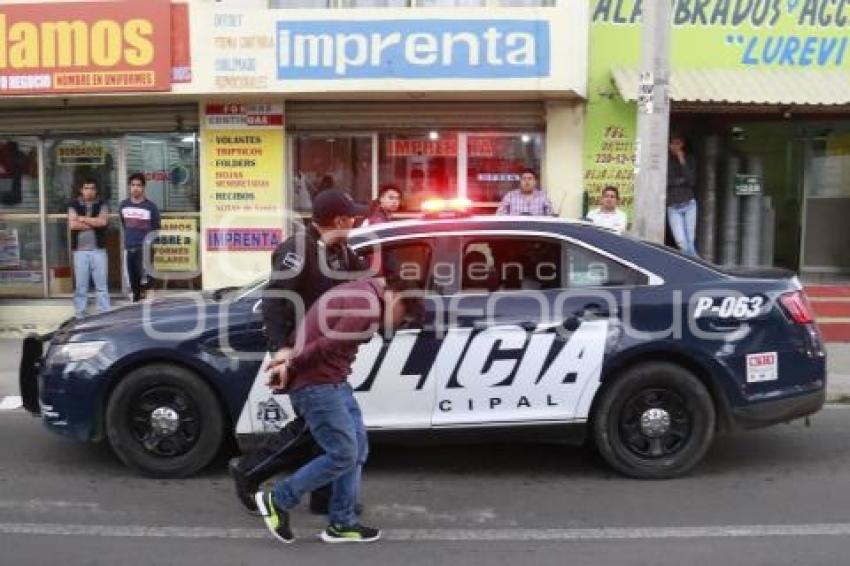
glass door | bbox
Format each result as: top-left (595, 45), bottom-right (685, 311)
top-left (44, 137), bottom-right (122, 296)
top-left (801, 134), bottom-right (850, 275)
top-left (125, 133), bottom-right (201, 291)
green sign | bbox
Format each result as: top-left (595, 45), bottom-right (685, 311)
top-left (735, 174), bottom-right (762, 196)
top-left (583, 0), bottom-right (850, 215)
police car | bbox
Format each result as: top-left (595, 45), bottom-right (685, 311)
top-left (19, 209), bottom-right (826, 480)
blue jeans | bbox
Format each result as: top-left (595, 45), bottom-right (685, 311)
top-left (667, 198), bottom-right (698, 257)
top-left (272, 383), bottom-right (367, 527)
top-left (73, 249), bottom-right (110, 317)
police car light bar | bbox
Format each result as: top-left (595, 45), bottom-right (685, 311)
top-left (421, 197), bottom-right (473, 218)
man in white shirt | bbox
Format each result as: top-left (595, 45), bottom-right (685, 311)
top-left (587, 185), bottom-right (628, 234)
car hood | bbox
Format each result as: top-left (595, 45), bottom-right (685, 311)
top-left (57, 292), bottom-right (222, 337)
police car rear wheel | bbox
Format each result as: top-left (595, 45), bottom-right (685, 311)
top-left (105, 364), bottom-right (225, 478)
top-left (593, 362), bottom-right (715, 479)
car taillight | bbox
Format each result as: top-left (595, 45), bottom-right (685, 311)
top-left (779, 291), bottom-right (815, 325)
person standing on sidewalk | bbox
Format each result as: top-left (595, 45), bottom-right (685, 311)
top-left (587, 185), bottom-right (628, 234)
top-left (666, 132), bottom-right (698, 257)
top-left (255, 276), bottom-right (421, 544)
top-left (362, 185), bottom-right (402, 226)
top-left (229, 189), bottom-right (368, 515)
top-left (119, 173), bottom-right (160, 302)
top-left (68, 178), bottom-right (110, 317)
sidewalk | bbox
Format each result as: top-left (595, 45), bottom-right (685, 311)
top-left (1, 337), bottom-right (848, 402)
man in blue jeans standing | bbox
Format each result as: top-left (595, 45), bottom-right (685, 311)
top-left (666, 132), bottom-right (699, 257)
top-left (255, 276), bottom-right (420, 544)
top-left (68, 178), bottom-right (110, 317)
top-left (119, 173), bottom-right (160, 302)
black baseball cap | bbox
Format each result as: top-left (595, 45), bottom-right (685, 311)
top-left (312, 189), bottom-right (369, 224)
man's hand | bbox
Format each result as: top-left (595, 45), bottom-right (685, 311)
top-left (266, 362), bottom-right (290, 393)
top-left (267, 347), bottom-right (293, 371)
top-left (265, 347), bottom-right (293, 393)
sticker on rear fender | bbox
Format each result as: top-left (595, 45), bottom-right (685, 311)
top-left (746, 352), bottom-right (778, 383)
top-left (693, 296), bottom-right (765, 319)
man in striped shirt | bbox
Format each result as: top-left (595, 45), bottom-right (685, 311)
top-left (495, 168), bottom-right (555, 217)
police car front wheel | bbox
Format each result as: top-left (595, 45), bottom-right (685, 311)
top-left (105, 364), bottom-right (226, 478)
top-left (592, 361), bottom-right (716, 479)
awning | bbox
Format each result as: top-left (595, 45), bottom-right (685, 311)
top-left (612, 67), bottom-right (850, 106)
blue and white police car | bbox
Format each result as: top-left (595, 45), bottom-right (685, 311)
top-left (19, 211), bottom-right (826, 479)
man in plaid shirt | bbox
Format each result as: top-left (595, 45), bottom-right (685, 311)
top-left (496, 168), bottom-right (555, 216)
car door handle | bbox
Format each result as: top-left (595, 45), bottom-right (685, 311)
top-left (574, 304), bottom-right (610, 319)
top-left (707, 319), bottom-right (742, 332)
top-left (252, 299), bottom-right (263, 314)
top-left (472, 319), bottom-right (537, 331)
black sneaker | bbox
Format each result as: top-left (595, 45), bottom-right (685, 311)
top-left (255, 491), bottom-right (295, 544)
top-left (320, 523), bottom-right (381, 543)
top-left (228, 458), bottom-right (259, 515)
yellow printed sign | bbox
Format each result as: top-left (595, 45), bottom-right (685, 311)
top-left (57, 144), bottom-right (106, 166)
top-left (200, 102), bottom-right (285, 289)
top-left (153, 217), bottom-right (198, 272)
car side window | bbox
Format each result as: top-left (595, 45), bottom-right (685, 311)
top-left (565, 244), bottom-right (648, 288)
top-left (461, 237), bottom-right (564, 292)
top-left (358, 240), bottom-right (435, 291)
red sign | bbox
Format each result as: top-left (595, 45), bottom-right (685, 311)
top-left (205, 104), bottom-right (284, 130)
top-left (0, 0), bottom-right (172, 95)
top-left (170, 3), bottom-right (191, 84)
top-left (386, 139), bottom-right (458, 157)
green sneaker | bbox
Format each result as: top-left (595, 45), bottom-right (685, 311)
top-left (320, 523), bottom-right (381, 543)
top-left (255, 491), bottom-right (294, 544)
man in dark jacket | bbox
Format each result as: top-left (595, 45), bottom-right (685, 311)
top-left (229, 189), bottom-right (368, 514)
top-left (666, 132), bottom-right (698, 257)
top-left (255, 276), bottom-right (421, 544)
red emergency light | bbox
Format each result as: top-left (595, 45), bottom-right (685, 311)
top-left (421, 197), bottom-right (472, 218)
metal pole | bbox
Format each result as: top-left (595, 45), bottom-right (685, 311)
top-left (633, 0), bottom-right (672, 243)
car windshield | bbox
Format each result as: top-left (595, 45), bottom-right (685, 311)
top-left (213, 276), bottom-right (269, 302)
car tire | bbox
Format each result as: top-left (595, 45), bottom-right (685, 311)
top-left (592, 361), bottom-right (715, 479)
top-left (105, 364), bottom-right (224, 478)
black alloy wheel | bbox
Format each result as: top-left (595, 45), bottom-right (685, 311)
top-left (593, 361), bottom-right (716, 479)
top-left (106, 364), bottom-right (225, 478)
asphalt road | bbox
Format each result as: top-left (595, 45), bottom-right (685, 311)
top-left (1, 404), bottom-right (850, 566)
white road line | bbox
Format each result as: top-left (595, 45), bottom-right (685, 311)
top-left (0, 396), bottom-right (22, 411)
top-left (3, 523), bottom-right (850, 542)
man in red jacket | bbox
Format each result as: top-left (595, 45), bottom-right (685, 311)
top-left (255, 276), bottom-right (421, 544)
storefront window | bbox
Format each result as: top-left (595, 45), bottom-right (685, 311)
top-left (126, 133), bottom-right (201, 290)
top-left (466, 133), bottom-right (543, 204)
top-left (44, 138), bottom-right (122, 295)
top-left (379, 132), bottom-right (458, 212)
top-left (268, 0), bottom-right (332, 7)
top-left (417, 0), bottom-right (485, 6)
top-left (499, 0), bottom-right (555, 6)
top-left (343, 0), bottom-right (409, 5)
top-left (292, 135), bottom-right (373, 214)
top-left (0, 136), bottom-right (43, 297)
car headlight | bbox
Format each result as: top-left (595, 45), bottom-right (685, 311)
top-left (47, 341), bottom-right (108, 366)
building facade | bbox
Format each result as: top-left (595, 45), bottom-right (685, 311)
top-left (0, 0), bottom-right (587, 294)
top-left (584, 0), bottom-right (850, 279)
top-left (1, 0), bottom-right (849, 304)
